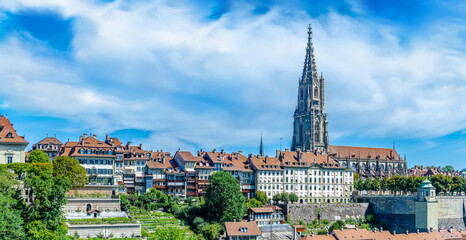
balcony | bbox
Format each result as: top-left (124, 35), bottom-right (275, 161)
top-left (153, 185), bottom-right (166, 189)
top-left (167, 182), bottom-right (185, 187)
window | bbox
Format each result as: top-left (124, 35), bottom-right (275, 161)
top-left (7, 156), bottom-right (13, 163)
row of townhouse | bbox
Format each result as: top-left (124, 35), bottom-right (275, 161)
top-left (29, 132), bottom-right (353, 202)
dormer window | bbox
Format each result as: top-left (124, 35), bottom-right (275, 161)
top-left (239, 227), bottom-right (248, 233)
top-left (6, 132), bottom-right (13, 138)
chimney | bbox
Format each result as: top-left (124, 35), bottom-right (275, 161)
top-left (276, 150), bottom-right (280, 157)
top-left (405, 230), bottom-right (409, 235)
top-left (285, 148), bottom-right (290, 152)
top-left (83, 133), bottom-right (88, 138)
top-left (297, 148), bottom-right (301, 162)
top-left (221, 149), bottom-right (224, 154)
top-left (238, 150), bottom-right (243, 154)
top-left (212, 148), bottom-right (216, 153)
top-left (92, 134), bottom-right (97, 138)
top-left (139, 144), bottom-right (142, 149)
top-left (392, 231), bottom-right (396, 235)
top-left (416, 229), bottom-right (419, 234)
top-left (264, 156), bottom-right (268, 164)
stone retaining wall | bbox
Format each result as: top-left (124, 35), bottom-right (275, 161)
top-left (64, 198), bottom-right (121, 212)
top-left (284, 203), bottom-right (369, 224)
top-left (67, 223), bottom-right (141, 239)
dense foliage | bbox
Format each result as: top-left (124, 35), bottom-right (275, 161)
top-left (204, 171), bottom-right (245, 223)
top-left (52, 156), bottom-right (87, 188)
top-left (354, 174), bottom-right (466, 194)
top-left (272, 192), bottom-right (299, 204)
top-left (0, 160), bottom-right (85, 239)
top-left (28, 150), bottom-right (51, 163)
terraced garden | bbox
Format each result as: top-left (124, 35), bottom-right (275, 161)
top-left (130, 209), bottom-right (193, 236)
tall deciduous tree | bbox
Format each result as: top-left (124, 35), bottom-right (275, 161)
top-left (204, 171), bottom-right (245, 223)
top-left (28, 150), bottom-right (50, 163)
top-left (24, 163), bottom-right (71, 238)
top-left (52, 156), bottom-right (87, 188)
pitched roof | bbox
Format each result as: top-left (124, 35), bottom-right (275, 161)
top-left (329, 145), bottom-right (402, 161)
top-left (0, 116), bottom-right (28, 144)
top-left (33, 136), bottom-right (62, 146)
top-left (250, 205), bottom-right (282, 214)
top-left (249, 156), bottom-right (282, 171)
top-left (300, 235), bottom-right (336, 240)
top-left (225, 221), bottom-right (262, 237)
top-left (280, 151), bottom-right (343, 169)
top-left (331, 229), bottom-right (444, 240)
top-left (203, 151), bottom-right (252, 172)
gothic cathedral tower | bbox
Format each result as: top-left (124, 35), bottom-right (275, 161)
top-left (291, 25), bottom-right (329, 153)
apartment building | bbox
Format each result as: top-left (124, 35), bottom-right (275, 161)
top-left (31, 135), bottom-right (62, 159)
top-left (250, 149), bottom-right (353, 204)
top-left (204, 150), bottom-right (255, 198)
top-left (248, 206), bottom-right (285, 226)
top-left (59, 134), bottom-right (116, 186)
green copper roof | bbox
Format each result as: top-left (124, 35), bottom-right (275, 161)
top-left (420, 179), bottom-right (434, 188)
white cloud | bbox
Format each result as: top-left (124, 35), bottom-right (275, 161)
top-left (1, 1), bottom-right (466, 154)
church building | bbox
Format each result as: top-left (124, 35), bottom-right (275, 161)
top-left (291, 26), bottom-right (407, 177)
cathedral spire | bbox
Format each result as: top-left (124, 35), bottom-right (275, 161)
top-left (259, 134), bottom-right (264, 156)
top-left (301, 24), bottom-right (318, 84)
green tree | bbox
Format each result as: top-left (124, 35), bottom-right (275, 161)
top-left (329, 220), bottom-right (346, 232)
top-left (430, 174), bottom-right (453, 194)
top-left (272, 193), bottom-right (281, 204)
top-left (120, 195), bottom-right (131, 211)
top-left (280, 192), bottom-right (290, 203)
top-left (255, 191), bottom-right (268, 205)
top-left (245, 198), bottom-right (263, 209)
top-left (24, 163), bottom-right (71, 238)
top-left (289, 193), bottom-right (299, 203)
top-left (200, 223), bottom-right (223, 240)
top-left (204, 171), bottom-right (245, 223)
top-left (28, 150), bottom-right (50, 163)
top-left (52, 156), bottom-right (87, 188)
top-left (442, 165), bottom-right (455, 172)
top-left (0, 192), bottom-right (25, 239)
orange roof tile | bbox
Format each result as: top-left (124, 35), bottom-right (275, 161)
top-left (0, 116), bottom-right (28, 144)
top-left (34, 136), bottom-right (62, 146)
top-left (225, 221), bottom-right (262, 237)
top-left (329, 145), bottom-right (402, 161)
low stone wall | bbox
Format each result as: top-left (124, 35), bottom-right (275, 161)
top-left (284, 203), bottom-right (369, 224)
top-left (67, 185), bottom-right (117, 197)
top-left (437, 197), bottom-right (466, 230)
top-left (67, 223), bottom-right (141, 239)
top-left (64, 198), bottom-right (121, 212)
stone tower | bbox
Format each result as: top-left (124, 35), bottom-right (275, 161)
top-left (291, 25), bottom-right (329, 153)
top-left (415, 179), bottom-right (438, 231)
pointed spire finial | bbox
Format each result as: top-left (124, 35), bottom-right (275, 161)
top-left (259, 133), bottom-right (264, 156)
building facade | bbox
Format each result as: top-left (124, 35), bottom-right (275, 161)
top-left (0, 115), bottom-right (28, 164)
top-left (250, 150), bottom-right (353, 203)
top-left (31, 135), bottom-right (62, 159)
top-left (59, 134), bottom-right (117, 186)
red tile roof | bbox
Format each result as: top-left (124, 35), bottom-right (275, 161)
top-left (225, 221), bottom-right (262, 237)
top-left (250, 205), bottom-right (282, 214)
top-left (34, 136), bottom-right (62, 146)
top-left (329, 145), bottom-right (402, 161)
top-left (0, 116), bottom-right (28, 144)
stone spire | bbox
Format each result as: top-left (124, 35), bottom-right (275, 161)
top-left (259, 134), bottom-right (264, 156)
top-left (301, 24), bottom-right (318, 84)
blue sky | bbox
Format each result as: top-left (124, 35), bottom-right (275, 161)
top-left (1, 0), bottom-right (466, 169)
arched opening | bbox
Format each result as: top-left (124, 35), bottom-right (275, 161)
top-left (327, 199), bottom-right (330, 203)
top-left (300, 199), bottom-right (303, 204)
top-left (86, 204), bottom-right (92, 212)
top-left (314, 86), bottom-right (319, 99)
